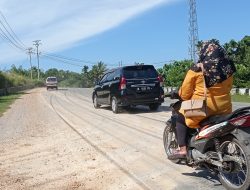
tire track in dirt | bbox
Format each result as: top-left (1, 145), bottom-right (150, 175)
top-left (68, 89), bottom-right (168, 124)
top-left (63, 90), bottom-right (162, 140)
top-left (55, 92), bottom-right (166, 163)
top-left (0, 88), bottom-right (222, 190)
top-left (51, 92), bottom-right (190, 189)
top-left (50, 94), bottom-right (153, 190)
top-left (62, 89), bottom-right (223, 190)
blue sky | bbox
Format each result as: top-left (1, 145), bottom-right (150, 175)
top-left (0, 0), bottom-right (249, 73)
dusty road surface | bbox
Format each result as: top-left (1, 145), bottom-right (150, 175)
top-left (0, 88), bottom-right (227, 190)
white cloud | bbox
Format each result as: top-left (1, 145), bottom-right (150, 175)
top-left (0, 0), bottom-right (178, 64)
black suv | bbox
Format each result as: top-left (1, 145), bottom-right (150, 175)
top-left (92, 65), bottom-right (164, 113)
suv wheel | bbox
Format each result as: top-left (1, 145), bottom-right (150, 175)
top-left (93, 94), bottom-right (100, 108)
top-left (149, 103), bottom-right (159, 111)
top-left (111, 97), bottom-right (119, 114)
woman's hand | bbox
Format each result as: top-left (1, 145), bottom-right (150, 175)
top-left (197, 62), bottom-right (204, 73)
top-left (197, 62), bottom-right (203, 68)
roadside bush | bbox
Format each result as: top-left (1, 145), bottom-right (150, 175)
top-left (233, 64), bottom-right (250, 88)
top-left (0, 72), bottom-right (36, 89)
top-left (33, 79), bottom-right (45, 87)
top-left (0, 72), bottom-right (6, 88)
top-left (59, 79), bottom-right (83, 88)
top-left (6, 73), bottom-right (32, 87)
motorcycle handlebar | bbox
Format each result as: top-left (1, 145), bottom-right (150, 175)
top-left (165, 91), bottom-right (181, 100)
top-left (164, 93), bottom-right (172, 98)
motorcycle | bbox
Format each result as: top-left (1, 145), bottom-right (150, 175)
top-left (163, 92), bottom-right (250, 190)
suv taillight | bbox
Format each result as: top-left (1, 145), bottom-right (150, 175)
top-left (158, 76), bottom-right (164, 87)
top-left (119, 77), bottom-right (126, 90)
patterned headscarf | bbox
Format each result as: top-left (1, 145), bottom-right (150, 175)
top-left (191, 40), bottom-right (236, 87)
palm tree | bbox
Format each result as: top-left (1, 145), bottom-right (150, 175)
top-left (90, 61), bottom-right (107, 82)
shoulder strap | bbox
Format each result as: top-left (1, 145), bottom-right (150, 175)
top-left (200, 65), bottom-right (207, 100)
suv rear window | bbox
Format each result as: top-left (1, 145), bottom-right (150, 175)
top-left (123, 65), bottom-right (158, 79)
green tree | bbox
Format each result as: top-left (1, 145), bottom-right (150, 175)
top-left (89, 61), bottom-right (107, 82)
top-left (81, 65), bottom-right (91, 87)
top-left (45, 68), bottom-right (59, 79)
top-left (82, 65), bottom-right (89, 74)
top-left (161, 60), bottom-right (192, 87)
top-left (224, 36), bottom-right (250, 87)
top-left (10, 65), bottom-right (29, 77)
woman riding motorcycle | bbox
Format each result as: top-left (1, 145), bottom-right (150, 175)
top-left (169, 40), bottom-right (236, 159)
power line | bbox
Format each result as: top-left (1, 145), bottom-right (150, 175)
top-left (42, 51), bottom-right (121, 67)
top-left (0, 30), bottom-right (25, 51)
top-left (0, 10), bottom-right (173, 70)
top-left (0, 11), bottom-right (132, 69)
top-left (41, 52), bottom-right (124, 69)
top-left (41, 54), bottom-right (86, 68)
top-left (0, 11), bottom-right (26, 50)
top-left (0, 22), bottom-right (26, 50)
top-left (0, 11), bottom-right (26, 48)
top-left (43, 52), bottom-right (97, 65)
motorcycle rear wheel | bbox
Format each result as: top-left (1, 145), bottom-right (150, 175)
top-left (219, 136), bottom-right (250, 190)
top-left (163, 123), bottom-right (181, 164)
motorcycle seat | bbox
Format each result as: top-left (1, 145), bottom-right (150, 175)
top-left (200, 114), bottom-right (231, 127)
top-left (199, 106), bottom-right (250, 127)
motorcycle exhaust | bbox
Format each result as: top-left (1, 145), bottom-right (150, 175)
top-left (191, 149), bottom-right (206, 160)
top-left (190, 149), bottom-right (223, 167)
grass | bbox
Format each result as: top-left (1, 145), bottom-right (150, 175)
top-left (0, 93), bottom-right (23, 117)
top-left (232, 94), bottom-right (250, 103)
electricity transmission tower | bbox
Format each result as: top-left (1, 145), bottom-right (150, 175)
top-left (26, 47), bottom-right (33, 79)
top-left (33, 40), bottom-right (41, 80)
top-left (188, 0), bottom-right (199, 63)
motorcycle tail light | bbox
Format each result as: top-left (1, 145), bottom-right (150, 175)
top-left (196, 121), bottom-right (228, 140)
top-left (230, 115), bottom-right (250, 127)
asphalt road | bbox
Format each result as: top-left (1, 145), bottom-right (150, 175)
top-left (0, 88), bottom-right (249, 190)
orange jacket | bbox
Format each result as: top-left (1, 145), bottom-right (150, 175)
top-left (179, 70), bottom-right (233, 128)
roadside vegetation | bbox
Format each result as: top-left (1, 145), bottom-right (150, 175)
top-left (158, 36), bottom-right (250, 88)
top-left (0, 69), bottom-right (43, 89)
top-left (0, 93), bottom-right (23, 116)
top-left (232, 94), bottom-right (250, 103)
top-left (0, 62), bottom-right (107, 116)
top-left (0, 61), bottom-right (107, 89)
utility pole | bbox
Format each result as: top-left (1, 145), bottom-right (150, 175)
top-left (27, 47), bottom-right (33, 79)
top-left (188, 0), bottom-right (199, 63)
top-left (33, 40), bottom-right (41, 80)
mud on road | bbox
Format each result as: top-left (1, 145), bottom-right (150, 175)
top-left (0, 88), bottom-right (225, 190)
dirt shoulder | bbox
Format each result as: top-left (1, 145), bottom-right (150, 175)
top-left (0, 88), bottom-right (224, 190)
